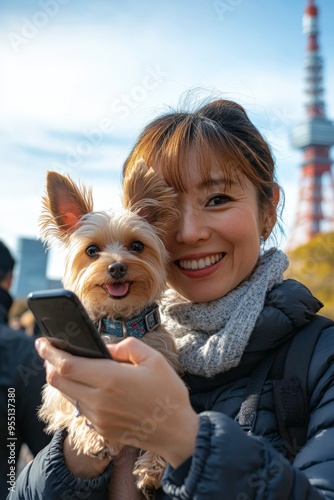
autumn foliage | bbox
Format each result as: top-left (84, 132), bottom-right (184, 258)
top-left (285, 232), bottom-right (334, 319)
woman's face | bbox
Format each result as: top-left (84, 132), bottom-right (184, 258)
top-left (165, 156), bottom-right (266, 302)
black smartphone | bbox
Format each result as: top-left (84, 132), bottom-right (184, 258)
top-left (27, 289), bottom-right (112, 359)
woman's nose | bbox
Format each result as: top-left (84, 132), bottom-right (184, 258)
top-left (175, 209), bottom-right (210, 244)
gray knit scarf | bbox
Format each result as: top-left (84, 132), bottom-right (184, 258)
top-left (160, 248), bottom-right (289, 378)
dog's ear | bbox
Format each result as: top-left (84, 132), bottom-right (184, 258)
top-left (40, 171), bottom-right (93, 245)
top-left (123, 159), bottom-right (179, 236)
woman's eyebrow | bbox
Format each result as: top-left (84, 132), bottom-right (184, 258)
top-left (198, 178), bottom-right (237, 189)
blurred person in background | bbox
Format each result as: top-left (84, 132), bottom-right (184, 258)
top-left (8, 300), bottom-right (40, 337)
top-left (0, 240), bottom-right (51, 500)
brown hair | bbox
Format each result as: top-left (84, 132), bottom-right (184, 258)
top-left (123, 99), bottom-right (280, 225)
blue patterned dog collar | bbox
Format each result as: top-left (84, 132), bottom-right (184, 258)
top-left (97, 303), bottom-right (160, 339)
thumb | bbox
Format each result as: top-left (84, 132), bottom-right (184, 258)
top-left (107, 337), bottom-right (160, 366)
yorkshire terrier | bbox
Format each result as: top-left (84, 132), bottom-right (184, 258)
top-left (38, 160), bottom-right (182, 498)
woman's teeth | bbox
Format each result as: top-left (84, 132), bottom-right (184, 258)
top-left (178, 253), bottom-right (224, 270)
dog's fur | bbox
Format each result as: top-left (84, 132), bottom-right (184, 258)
top-left (38, 160), bottom-right (182, 498)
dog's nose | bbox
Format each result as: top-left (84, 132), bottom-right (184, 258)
top-left (108, 262), bottom-right (127, 279)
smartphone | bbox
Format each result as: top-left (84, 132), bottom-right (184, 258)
top-left (27, 289), bottom-right (112, 359)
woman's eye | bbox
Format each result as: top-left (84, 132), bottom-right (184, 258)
top-left (129, 241), bottom-right (144, 253)
top-left (207, 195), bottom-right (231, 207)
top-left (86, 245), bottom-right (100, 257)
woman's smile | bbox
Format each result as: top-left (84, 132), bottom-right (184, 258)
top-left (177, 252), bottom-right (224, 271)
top-left (174, 252), bottom-right (226, 280)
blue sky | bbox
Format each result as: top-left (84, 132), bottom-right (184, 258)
top-left (1, 0), bottom-right (334, 278)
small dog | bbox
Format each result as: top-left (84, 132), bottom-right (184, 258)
top-left (38, 160), bottom-right (182, 498)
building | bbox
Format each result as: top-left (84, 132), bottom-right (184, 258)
top-left (12, 237), bottom-right (60, 299)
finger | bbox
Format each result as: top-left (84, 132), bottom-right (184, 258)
top-left (45, 361), bottom-right (92, 408)
top-left (36, 337), bottom-right (114, 382)
top-left (108, 337), bottom-right (161, 365)
top-left (35, 338), bottom-right (79, 376)
top-left (35, 337), bottom-right (68, 366)
top-left (34, 337), bottom-right (51, 358)
top-left (35, 337), bottom-right (162, 391)
top-left (36, 336), bottom-right (142, 389)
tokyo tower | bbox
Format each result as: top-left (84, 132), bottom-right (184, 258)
top-left (289, 0), bottom-right (334, 247)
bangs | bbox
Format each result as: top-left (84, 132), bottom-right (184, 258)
top-left (124, 109), bottom-right (273, 198)
top-left (147, 117), bottom-right (265, 192)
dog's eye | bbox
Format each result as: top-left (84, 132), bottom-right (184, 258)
top-left (129, 241), bottom-right (144, 253)
top-left (86, 245), bottom-right (100, 257)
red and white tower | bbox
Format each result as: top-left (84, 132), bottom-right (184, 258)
top-left (289, 0), bottom-right (334, 247)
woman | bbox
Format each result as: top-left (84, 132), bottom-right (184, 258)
top-left (10, 99), bottom-right (334, 499)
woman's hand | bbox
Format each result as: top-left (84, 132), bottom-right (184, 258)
top-left (35, 337), bottom-right (199, 468)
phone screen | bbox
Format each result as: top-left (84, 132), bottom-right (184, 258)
top-left (27, 289), bottom-right (112, 359)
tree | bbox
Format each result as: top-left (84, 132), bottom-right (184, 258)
top-left (285, 232), bottom-right (334, 319)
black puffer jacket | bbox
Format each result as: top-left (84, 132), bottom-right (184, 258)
top-left (9, 280), bottom-right (334, 499)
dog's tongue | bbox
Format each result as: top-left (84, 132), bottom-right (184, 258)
top-left (106, 282), bottom-right (129, 297)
